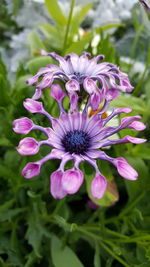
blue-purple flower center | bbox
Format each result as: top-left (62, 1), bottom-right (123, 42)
top-left (62, 130), bottom-right (90, 154)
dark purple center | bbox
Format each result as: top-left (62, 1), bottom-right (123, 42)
top-left (62, 130), bottom-right (90, 154)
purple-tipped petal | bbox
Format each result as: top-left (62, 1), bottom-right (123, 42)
top-left (91, 174), bottom-right (107, 199)
top-left (26, 75), bottom-right (39, 86)
top-left (13, 117), bottom-right (33, 134)
top-left (129, 121), bottom-right (146, 131)
top-left (66, 79), bottom-right (80, 92)
top-left (139, 0), bottom-right (150, 13)
top-left (69, 92), bottom-right (78, 112)
top-left (22, 162), bottom-right (40, 178)
top-left (94, 135), bottom-right (147, 148)
top-left (83, 78), bottom-right (97, 94)
top-left (90, 92), bottom-right (102, 111)
top-left (106, 88), bottom-right (119, 101)
top-left (16, 137), bottom-right (39, 155)
top-left (124, 136), bottom-right (147, 144)
top-left (23, 99), bottom-right (43, 113)
top-left (50, 84), bottom-right (66, 102)
top-left (115, 107), bottom-right (132, 114)
top-left (62, 169), bottom-right (84, 194)
top-left (50, 170), bottom-right (67, 199)
top-left (115, 157), bottom-right (138, 180)
top-left (32, 88), bottom-right (42, 100)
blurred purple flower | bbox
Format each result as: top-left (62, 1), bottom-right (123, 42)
top-left (13, 83), bottom-right (146, 199)
top-left (139, 0), bottom-right (150, 13)
top-left (26, 51), bottom-right (133, 102)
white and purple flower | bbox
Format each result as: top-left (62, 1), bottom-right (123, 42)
top-left (13, 82), bottom-right (146, 200)
top-left (26, 51), bottom-right (133, 105)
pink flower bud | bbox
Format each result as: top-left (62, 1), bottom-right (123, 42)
top-left (115, 157), bottom-right (138, 180)
top-left (13, 117), bottom-right (33, 134)
top-left (66, 79), bottom-right (80, 92)
top-left (16, 137), bottom-right (39, 155)
top-left (50, 84), bottom-right (66, 102)
top-left (50, 170), bottom-right (67, 199)
top-left (91, 174), bottom-right (107, 199)
top-left (22, 162), bottom-right (40, 178)
top-left (23, 98), bottom-right (43, 113)
top-left (62, 169), bottom-right (84, 194)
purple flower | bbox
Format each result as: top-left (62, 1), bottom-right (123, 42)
top-left (13, 85), bottom-right (146, 199)
top-left (139, 0), bottom-right (150, 13)
top-left (26, 51), bottom-right (133, 102)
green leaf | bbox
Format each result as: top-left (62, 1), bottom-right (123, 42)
top-left (131, 144), bottom-right (150, 160)
top-left (111, 95), bottom-right (148, 114)
top-left (13, 0), bottom-right (23, 16)
top-left (39, 24), bottom-right (64, 50)
top-left (39, 24), bottom-right (60, 39)
top-left (125, 157), bottom-right (149, 199)
top-left (26, 56), bottom-right (52, 75)
top-left (65, 32), bottom-right (93, 54)
top-left (70, 4), bottom-right (93, 36)
top-left (51, 235), bottom-right (84, 267)
top-left (0, 74), bottom-right (11, 106)
top-left (0, 137), bottom-right (12, 147)
top-left (95, 23), bottom-right (124, 33)
top-left (94, 242), bottom-right (101, 267)
top-left (28, 31), bottom-right (46, 56)
top-left (45, 0), bottom-right (67, 26)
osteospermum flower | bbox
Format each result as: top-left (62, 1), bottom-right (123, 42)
top-left (13, 83), bottom-right (146, 199)
top-left (26, 51), bottom-right (133, 109)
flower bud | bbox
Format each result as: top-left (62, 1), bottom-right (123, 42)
top-left (16, 137), bottom-right (39, 155)
top-left (13, 117), bottom-right (33, 134)
top-left (23, 98), bottom-right (43, 113)
top-left (91, 174), bottom-right (107, 199)
top-left (22, 162), bottom-right (40, 178)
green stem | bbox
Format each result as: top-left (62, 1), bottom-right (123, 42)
top-left (63, 0), bottom-right (75, 52)
top-left (77, 227), bottom-right (130, 267)
top-left (105, 192), bottom-right (145, 224)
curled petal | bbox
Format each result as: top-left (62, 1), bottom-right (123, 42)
top-left (139, 0), bottom-right (150, 13)
top-left (105, 88), bottom-right (119, 101)
top-left (69, 92), bottom-right (78, 112)
top-left (115, 157), bottom-right (138, 180)
top-left (115, 107), bottom-right (132, 114)
top-left (62, 169), bottom-right (84, 194)
top-left (16, 137), bottom-right (39, 155)
top-left (50, 170), bottom-right (67, 199)
top-left (129, 121), bottom-right (146, 131)
top-left (91, 174), bottom-right (107, 199)
top-left (13, 117), bottom-right (33, 134)
top-left (26, 75), bottom-right (39, 86)
top-left (32, 88), bottom-right (42, 100)
top-left (23, 99), bottom-right (43, 113)
top-left (22, 162), bottom-right (40, 178)
top-left (83, 78), bottom-right (97, 94)
top-left (90, 92), bottom-right (102, 111)
top-left (66, 79), bottom-right (80, 92)
top-left (50, 84), bottom-right (66, 102)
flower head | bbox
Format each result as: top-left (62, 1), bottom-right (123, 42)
top-left (13, 81), bottom-right (146, 199)
top-left (26, 51), bottom-right (133, 101)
